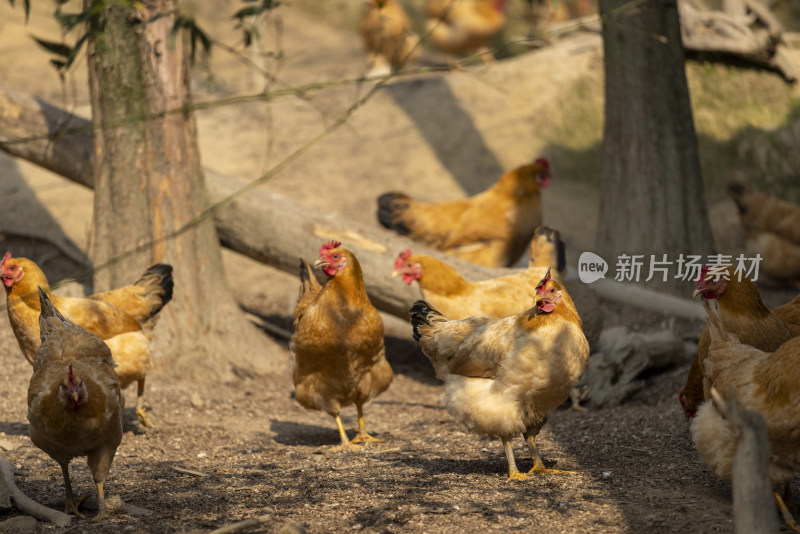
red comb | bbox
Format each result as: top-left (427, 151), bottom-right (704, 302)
top-left (534, 158), bottom-right (549, 169)
top-left (535, 268), bottom-right (551, 292)
top-left (319, 241), bottom-right (342, 256)
top-left (394, 249), bottom-right (412, 270)
top-left (67, 364), bottom-right (78, 386)
top-left (1, 252), bottom-right (10, 268)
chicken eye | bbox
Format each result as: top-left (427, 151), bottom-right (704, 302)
top-left (332, 254), bottom-right (340, 260)
top-left (549, 288), bottom-right (555, 293)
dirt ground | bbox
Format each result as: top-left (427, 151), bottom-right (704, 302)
top-left (0, 304), bottom-right (768, 534)
top-left (1, 2), bottom-right (800, 533)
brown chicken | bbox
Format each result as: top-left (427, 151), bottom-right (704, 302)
top-left (691, 298), bottom-right (800, 532)
top-left (377, 159), bottom-right (551, 268)
top-left (393, 225), bottom-right (565, 319)
top-left (291, 241), bottom-right (394, 451)
top-left (728, 183), bottom-right (800, 285)
top-left (426, 0), bottom-right (507, 63)
top-left (2, 252), bottom-right (173, 427)
top-left (409, 268), bottom-right (589, 480)
top-left (360, 0), bottom-right (420, 76)
top-left (679, 265), bottom-right (800, 420)
top-left (27, 289), bottom-right (123, 518)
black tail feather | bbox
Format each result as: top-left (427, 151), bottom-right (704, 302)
top-left (409, 300), bottom-right (439, 342)
top-left (377, 192), bottom-right (412, 235)
top-left (137, 264), bottom-right (174, 319)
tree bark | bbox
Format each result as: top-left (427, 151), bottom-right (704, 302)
top-left (83, 0), bottom-right (284, 378)
top-left (598, 0), bottom-right (715, 295)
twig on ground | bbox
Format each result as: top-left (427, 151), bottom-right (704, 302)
top-left (172, 466), bottom-right (210, 478)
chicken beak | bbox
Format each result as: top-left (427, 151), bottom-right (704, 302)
top-left (691, 289), bottom-right (702, 298)
top-left (313, 259), bottom-right (327, 269)
top-left (70, 391), bottom-right (80, 403)
top-left (391, 270), bottom-right (400, 278)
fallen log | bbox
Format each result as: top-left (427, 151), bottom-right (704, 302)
top-left (0, 87), bottom-right (711, 344)
top-left (678, 0), bottom-right (798, 82)
top-left (0, 86), bottom-right (582, 321)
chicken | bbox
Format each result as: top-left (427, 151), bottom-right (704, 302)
top-left (377, 159), bottom-right (551, 268)
top-left (409, 268), bottom-right (589, 480)
top-left (27, 288), bottom-right (123, 518)
top-left (426, 0), bottom-right (507, 63)
top-left (690, 298), bottom-right (800, 532)
top-left (679, 265), bottom-right (800, 420)
top-left (728, 183), bottom-right (800, 285)
top-left (728, 182), bottom-right (800, 245)
top-left (2, 252), bottom-right (173, 427)
top-left (392, 225), bottom-right (565, 319)
top-left (291, 241), bottom-right (394, 451)
top-left (360, 0), bottom-right (420, 76)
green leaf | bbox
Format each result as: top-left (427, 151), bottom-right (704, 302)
top-left (64, 31), bottom-right (89, 70)
top-left (233, 0), bottom-right (279, 21)
top-left (170, 16), bottom-right (212, 64)
top-left (31, 36), bottom-right (72, 58)
top-left (233, 5), bottom-right (262, 20)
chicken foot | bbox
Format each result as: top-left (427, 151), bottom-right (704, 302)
top-left (350, 404), bottom-right (383, 444)
top-left (93, 482), bottom-right (108, 519)
top-left (774, 491), bottom-right (800, 533)
top-left (61, 464), bottom-right (88, 517)
top-left (136, 379), bottom-right (153, 428)
top-left (502, 439), bottom-right (528, 481)
top-left (524, 432), bottom-right (573, 475)
top-left (331, 415), bottom-right (363, 452)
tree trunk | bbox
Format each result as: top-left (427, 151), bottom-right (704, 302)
top-left (84, 0), bottom-right (284, 378)
top-left (598, 0), bottom-right (715, 295)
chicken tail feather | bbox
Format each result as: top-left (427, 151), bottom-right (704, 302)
top-left (133, 264), bottom-right (174, 321)
top-left (37, 287), bottom-right (73, 341)
top-left (529, 226), bottom-right (566, 274)
top-left (377, 192), bottom-right (412, 235)
top-left (727, 182), bottom-right (749, 215)
top-left (409, 300), bottom-right (444, 341)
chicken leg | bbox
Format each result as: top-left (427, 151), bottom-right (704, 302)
top-left (524, 431), bottom-right (572, 474)
top-left (350, 404), bottom-right (383, 443)
top-left (61, 464), bottom-right (88, 517)
top-left (136, 379), bottom-right (153, 428)
top-left (502, 438), bottom-right (528, 481)
top-left (331, 414), bottom-right (363, 452)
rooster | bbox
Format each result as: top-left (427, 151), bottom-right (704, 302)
top-left (409, 268), bottom-right (589, 480)
top-left (27, 288), bottom-right (123, 518)
top-left (377, 159), bottom-right (551, 268)
top-left (2, 252), bottom-right (173, 427)
top-left (360, 0), bottom-right (420, 76)
top-left (679, 265), bottom-right (800, 420)
top-left (426, 0), bottom-right (507, 63)
top-left (392, 225), bottom-right (565, 319)
top-left (291, 241), bottom-right (394, 451)
top-left (691, 298), bottom-right (800, 532)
